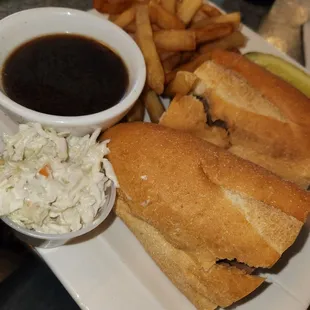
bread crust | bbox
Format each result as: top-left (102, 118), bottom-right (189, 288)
top-left (159, 95), bottom-right (229, 148)
top-left (210, 49), bottom-right (310, 128)
top-left (193, 61), bottom-right (310, 160)
top-left (158, 92), bottom-right (310, 188)
top-left (104, 123), bottom-right (310, 253)
top-left (116, 197), bottom-right (264, 309)
top-left (107, 123), bottom-right (310, 220)
top-left (193, 56), bottom-right (310, 188)
top-left (229, 145), bottom-right (310, 189)
top-left (103, 122), bottom-right (306, 308)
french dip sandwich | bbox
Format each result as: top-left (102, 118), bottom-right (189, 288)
top-left (103, 122), bottom-right (310, 309)
top-left (162, 49), bottom-right (310, 189)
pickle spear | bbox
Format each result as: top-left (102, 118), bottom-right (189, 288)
top-left (245, 52), bottom-right (310, 98)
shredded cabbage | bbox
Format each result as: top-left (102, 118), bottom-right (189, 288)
top-left (0, 123), bottom-right (118, 234)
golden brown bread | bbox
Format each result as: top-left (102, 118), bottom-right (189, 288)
top-left (116, 199), bottom-right (262, 309)
top-left (159, 95), bottom-right (310, 221)
top-left (193, 61), bottom-right (310, 160)
top-left (160, 94), bottom-right (229, 148)
top-left (229, 145), bottom-right (310, 190)
top-left (159, 92), bottom-right (310, 189)
top-left (211, 49), bottom-right (310, 128)
top-left (103, 122), bottom-right (307, 309)
top-left (189, 51), bottom-right (310, 188)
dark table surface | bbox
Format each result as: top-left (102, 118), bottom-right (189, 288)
top-left (0, 0), bottom-right (91, 17)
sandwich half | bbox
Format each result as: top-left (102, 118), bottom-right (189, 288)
top-left (161, 50), bottom-right (310, 189)
top-left (103, 122), bottom-right (309, 309)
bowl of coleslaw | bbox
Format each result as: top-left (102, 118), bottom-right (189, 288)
top-left (1, 185), bottom-right (116, 248)
top-left (0, 123), bottom-right (118, 248)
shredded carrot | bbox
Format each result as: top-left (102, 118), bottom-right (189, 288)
top-left (39, 164), bottom-right (51, 177)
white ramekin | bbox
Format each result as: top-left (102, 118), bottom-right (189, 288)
top-left (1, 183), bottom-right (116, 249)
top-left (0, 7), bottom-right (146, 136)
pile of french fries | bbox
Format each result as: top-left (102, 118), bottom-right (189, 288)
top-left (93, 0), bottom-right (247, 123)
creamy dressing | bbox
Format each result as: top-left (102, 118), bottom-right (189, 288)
top-left (0, 123), bottom-right (118, 234)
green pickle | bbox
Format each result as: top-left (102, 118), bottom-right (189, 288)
top-left (245, 52), bottom-right (310, 98)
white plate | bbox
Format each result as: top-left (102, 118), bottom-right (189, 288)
top-left (0, 5), bottom-right (309, 310)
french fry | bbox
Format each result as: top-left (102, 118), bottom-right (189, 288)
top-left (108, 14), bottom-right (119, 21)
top-left (124, 21), bottom-right (159, 32)
top-left (125, 99), bottom-right (145, 122)
top-left (129, 32), bottom-right (136, 41)
top-left (152, 24), bottom-right (161, 31)
top-left (180, 51), bottom-right (194, 64)
top-left (93, 0), bottom-right (101, 9)
top-left (94, 0), bottom-right (133, 14)
top-left (165, 71), bottom-right (197, 97)
top-left (94, 0), bottom-right (244, 101)
top-left (193, 23), bottom-right (233, 44)
top-left (165, 51), bottom-right (212, 84)
top-left (149, 0), bottom-right (185, 30)
top-left (229, 47), bottom-right (242, 54)
top-left (159, 50), bottom-right (177, 61)
top-left (142, 89), bottom-right (166, 123)
top-left (135, 5), bottom-right (165, 94)
top-left (124, 21), bottom-right (136, 32)
top-left (191, 8), bottom-right (209, 24)
top-left (199, 31), bottom-right (247, 54)
top-left (191, 12), bottom-right (241, 30)
top-left (161, 0), bottom-right (176, 14)
top-left (201, 3), bottom-right (222, 17)
top-left (176, 0), bottom-right (202, 25)
top-left (162, 53), bottom-right (182, 73)
top-left (135, 0), bottom-right (151, 3)
top-left (153, 30), bottom-right (196, 51)
top-left (176, 0), bottom-right (182, 12)
top-left (113, 6), bottom-right (136, 28)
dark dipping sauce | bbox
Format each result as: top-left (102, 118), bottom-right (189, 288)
top-left (2, 34), bottom-right (129, 116)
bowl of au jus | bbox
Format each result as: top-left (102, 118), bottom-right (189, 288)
top-left (0, 7), bottom-right (146, 136)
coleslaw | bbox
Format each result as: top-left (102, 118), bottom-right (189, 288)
top-left (0, 123), bottom-right (118, 234)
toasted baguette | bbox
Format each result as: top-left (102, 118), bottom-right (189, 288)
top-left (159, 94), bottom-right (229, 148)
top-left (103, 122), bottom-right (306, 309)
top-left (210, 49), bottom-right (310, 128)
top-left (191, 52), bottom-right (310, 188)
top-left (116, 198), bottom-right (262, 309)
top-left (193, 61), bottom-right (310, 160)
top-left (229, 145), bottom-right (310, 189)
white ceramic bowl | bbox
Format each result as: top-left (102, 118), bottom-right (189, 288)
top-left (0, 7), bottom-right (146, 136)
top-left (1, 183), bottom-right (116, 249)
